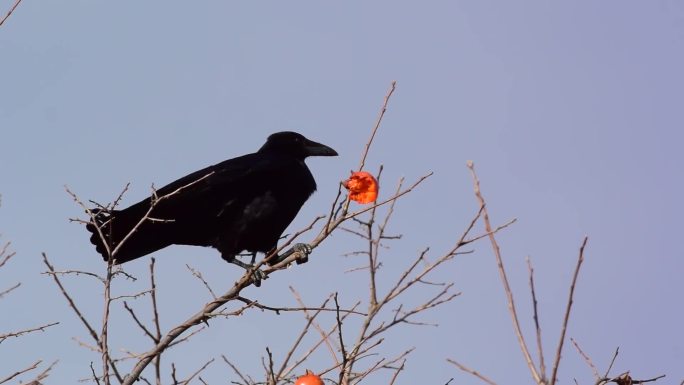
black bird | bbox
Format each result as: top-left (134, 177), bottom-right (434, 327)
top-left (86, 132), bottom-right (337, 283)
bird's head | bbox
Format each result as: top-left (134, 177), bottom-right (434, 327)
top-left (259, 132), bottom-right (338, 159)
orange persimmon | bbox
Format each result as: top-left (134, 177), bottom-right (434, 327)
top-left (294, 370), bottom-right (324, 385)
top-left (343, 171), bottom-right (379, 204)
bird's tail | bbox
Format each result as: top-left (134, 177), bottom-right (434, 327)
top-left (85, 204), bottom-right (172, 264)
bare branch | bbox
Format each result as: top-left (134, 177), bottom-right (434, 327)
top-left (43, 269), bottom-right (106, 284)
top-left (120, 269), bottom-right (259, 385)
top-left (467, 161), bottom-right (541, 384)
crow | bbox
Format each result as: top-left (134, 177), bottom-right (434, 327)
top-left (85, 132), bottom-right (337, 283)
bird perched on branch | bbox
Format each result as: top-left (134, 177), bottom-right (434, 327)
top-left (85, 132), bottom-right (337, 285)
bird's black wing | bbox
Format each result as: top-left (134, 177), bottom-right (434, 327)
top-left (88, 152), bottom-right (299, 263)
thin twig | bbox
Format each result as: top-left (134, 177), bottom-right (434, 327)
top-left (0, 0), bottom-right (23, 27)
top-left (527, 256), bottom-right (547, 380)
top-left (186, 265), bottom-right (217, 300)
top-left (0, 246), bottom-right (15, 269)
top-left (236, 295), bottom-right (365, 316)
top-left (603, 347), bottom-right (620, 379)
top-left (123, 302), bottom-right (157, 341)
top-left (101, 256), bottom-right (115, 385)
top-left (265, 347), bottom-right (276, 385)
top-left (550, 236), bottom-right (589, 385)
top-left (150, 258), bottom-right (163, 385)
top-left (90, 361), bottom-right (102, 385)
top-left (0, 322), bottom-right (59, 343)
top-left (359, 81), bottom-right (396, 171)
top-left (335, 293), bottom-right (348, 375)
top-left (387, 359), bottom-right (406, 385)
top-left (180, 358), bottom-right (214, 385)
top-left (26, 359), bottom-right (59, 384)
top-left (221, 355), bottom-right (253, 385)
top-left (571, 337), bottom-right (600, 380)
top-left (0, 360), bottom-right (41, 384)
top-left (447, 359), bottom-right (498, 385)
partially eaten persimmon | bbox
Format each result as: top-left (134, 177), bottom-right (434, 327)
top-left (295, 369), bottom-right (324, 385)
top-left (343, 171), bottom-right (379, 204)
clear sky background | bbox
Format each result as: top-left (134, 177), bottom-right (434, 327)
top-left (1, 1), bottom-right (683, 384)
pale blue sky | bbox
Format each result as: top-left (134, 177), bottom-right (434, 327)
top-left (1, 1), bottom-right (683, 384)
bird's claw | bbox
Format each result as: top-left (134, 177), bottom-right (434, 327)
top-left (268, 243), bottom-right (313, 265)
top-left (292, 243), bottom-right (312, 265)
top-left (250, 268), bottom-right (267, 287)
top-left (228, 257), bottom-right (268, 287)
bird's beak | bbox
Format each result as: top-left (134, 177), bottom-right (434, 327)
top-left (305, 139), bottom-right (338, 157)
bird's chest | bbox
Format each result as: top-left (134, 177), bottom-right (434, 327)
top-left (218, 165), bottom-right (316, 251)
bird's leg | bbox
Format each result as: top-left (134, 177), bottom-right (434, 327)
top-left (223, 253), bottom-right (266, 287)
top-left (271, 243), bottom-right (313, 265)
